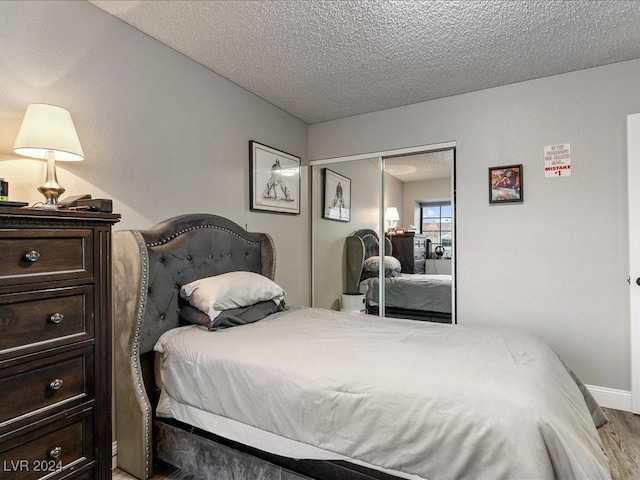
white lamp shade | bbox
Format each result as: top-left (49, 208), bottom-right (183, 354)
top-left (385, 207), bottom-right (400, 222)
top-left (14, 104), bottom-right (84, 161)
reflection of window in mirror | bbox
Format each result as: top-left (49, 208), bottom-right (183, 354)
top-left (420, 202), bottom-right (452, 258)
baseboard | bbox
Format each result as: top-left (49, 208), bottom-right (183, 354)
top-left (586, 384), bottom-right (632, 412)
top-left (112, 441), bottom-right (117, 470)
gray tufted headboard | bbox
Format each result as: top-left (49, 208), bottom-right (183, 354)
top-left (345, 229), bottom-right (391, 293)
top-left (112, 213), bottom-right (276, 479)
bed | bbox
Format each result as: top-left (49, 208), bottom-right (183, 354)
top-left (345, 229), bottom-right (452, 322)
top-left (113, 213), bottom-right (611, 480)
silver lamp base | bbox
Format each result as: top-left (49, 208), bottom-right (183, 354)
top-left (37, 151), bottom-right (65, 209)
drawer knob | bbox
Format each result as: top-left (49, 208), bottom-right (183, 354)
top-left (49, 446), bottom-right (62, 459)
top-left (49, 313), bottom-right (64, 324)
top-left (24, 250), bottom-right (41, 262)
top-left (49, 378), bottom-right (64, 391)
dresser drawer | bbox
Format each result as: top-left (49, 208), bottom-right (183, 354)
top-left (0, 286), bottom-right (93, 356)
top-left (0, 409), bottom-right (93, 480)
top-left (0, 347), bottom-right (93, 432)
top-left (0, 230), bottom-right (93, 287)
top-left (414, 237), bottom-right (428, 249)
top-left (413, 259), bottom-right (426, 274)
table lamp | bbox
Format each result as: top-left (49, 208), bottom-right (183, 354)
top-left (385, 206), bottom-right (400, 231)
top-left (14, 104), bottom-right (84, 209)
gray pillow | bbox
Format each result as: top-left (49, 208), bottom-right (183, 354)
top-left (180, 299), bottom-right (284, 331)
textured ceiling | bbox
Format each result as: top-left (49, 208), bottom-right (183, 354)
top-left (386, 151), bottom-right (453, 182)
top-left (89, 0), bottom-right (640, 125)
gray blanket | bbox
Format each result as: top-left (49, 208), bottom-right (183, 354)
top-left (361, 273), bottom-right (452, 313)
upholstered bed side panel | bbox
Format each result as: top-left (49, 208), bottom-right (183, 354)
top-left (259, 232), bottom-right (276, 280)
top-left (384, 237), bottom-right (392, 256)
top-left (113, 230), bottom-right (153, 479)
top-left (345, 236), bottom-right (364, 293)
top-left (155, 421), bottom-right (311, 480)
top-left (345, 229), bottom-right (392, 293)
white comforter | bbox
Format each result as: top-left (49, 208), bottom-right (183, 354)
top-left (154, 308), bottom-right (610, 480)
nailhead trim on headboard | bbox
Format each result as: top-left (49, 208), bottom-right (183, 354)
top-left (132, 230), bottom-right (153, 477)
top-left (146, 224), bottom-right (261, 248)
top-left (264, 232), bottom-right (277, 281)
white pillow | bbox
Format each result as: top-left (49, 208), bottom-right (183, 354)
top-left (180, 271), bottom-right (285, 321)
top-left (362, 255), bottom-right (401, 275)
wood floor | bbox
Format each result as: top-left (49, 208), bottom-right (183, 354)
top-left (599, 408), bottom-right (640, 479)
top-left (113, 407), bottom-right (640, 480)
top-left (113, 463), bottom-right (197, 480)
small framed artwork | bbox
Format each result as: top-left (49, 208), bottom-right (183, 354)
top-left (249, 140), bottom-right (300, 215)
top-left (489, 164), bottom-right (523, 204)
top-left (323, 168), bottom-right (351, 222)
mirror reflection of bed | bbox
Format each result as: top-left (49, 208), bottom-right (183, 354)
top-left (346, 229), bottom-right (452, 323)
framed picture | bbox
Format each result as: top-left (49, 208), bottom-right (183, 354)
top-left (489, 164), bottom-right (523, 204)
top-left (322, 168), bottom-right (351, 222)
top-left (249, 140), bottom-right (300, 215)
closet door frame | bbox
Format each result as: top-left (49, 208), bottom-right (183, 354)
top-left (627, 113), bottom-right (640, 413)
top-left (310, 141), bottom-right (456, 322)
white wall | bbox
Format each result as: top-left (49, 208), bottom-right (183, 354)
top-left (310, 59), bottom-right (640, 390)
top-left (0, 1), bottom-right (310, 305)
top-left (385, 173), bottom-right (404, 229)
top-left (403, 177), bottom-right (451, 229)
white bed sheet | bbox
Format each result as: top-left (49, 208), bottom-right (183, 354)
top-left (155, 308), bottom-right (610, 480)
top-left (157, 393), bottom-right (425, 480)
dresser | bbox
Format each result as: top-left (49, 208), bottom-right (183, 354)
top-left (388, 233), bottom-right (429, 274)
top-left (0, 208), bottom-right (119, 479)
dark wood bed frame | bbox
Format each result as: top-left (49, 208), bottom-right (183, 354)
top-left (345, 229), bottom-right (452, 323)
top-left (112, 214), bottom-right (405, 480)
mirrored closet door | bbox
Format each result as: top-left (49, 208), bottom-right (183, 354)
top-left (311, 146), bottom-right (455, 323)
top-left (383, 151), bottom-right (454, 322)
